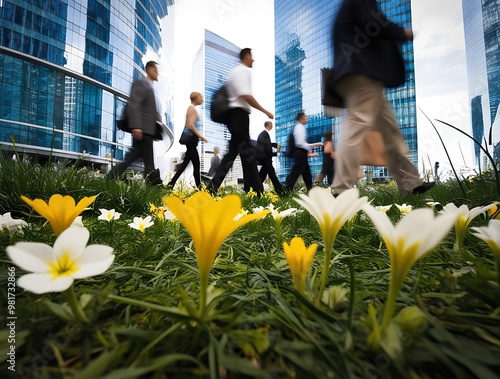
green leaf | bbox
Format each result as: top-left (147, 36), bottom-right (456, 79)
top-left (228, 326), bottom-right (270, 357)
top-left (219, 354), bottom-right (273, 379)
top-left (41, 298), bottom-right (75, 322)
top-left (100, 354), bottom-right (201, 379)
top-left (73, 342), bottom-right (130, 379)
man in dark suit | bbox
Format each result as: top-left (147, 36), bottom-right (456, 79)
top-left (109, 61), bottom-right (162, 185)
top-left (208, 146), bottom-right (221, 177)
top-left (329, 0), bottom-right (434, 196)
top-left (255, 121), bottom-right (284, 195)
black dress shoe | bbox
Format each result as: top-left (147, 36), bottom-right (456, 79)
top-left (411, 181), bottom-right (436, 194)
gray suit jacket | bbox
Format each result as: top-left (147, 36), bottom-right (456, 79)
top-left (127, 79), bottom-right (161, 138)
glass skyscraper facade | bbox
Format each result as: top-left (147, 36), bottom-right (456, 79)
top-left (0, 0), bottom-right (174, 167)
top-left (463, 0), bottom-right (500, 166)
top-left (192, 29), bottom-right (242, 184)
top-left (274, 0), bottom-right (418, 182)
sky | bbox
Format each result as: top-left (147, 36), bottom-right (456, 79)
top-left (164, 0), bottom-right (474, 179)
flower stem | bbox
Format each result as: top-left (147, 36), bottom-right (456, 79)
top-left (63, 285), bottom-right (89, 324)
top-left (275, 219), bottom-right (282, 254)
top-left (495, 256), bottom-right (500, 287)
top-left (347, 258), bottom-right (355, 330)
top-left (380, 274), bottom-right (402, 332)
top-left (316, 244), bottom-right (332, 304)
top-left (199, 271), bottom-right (208, 318)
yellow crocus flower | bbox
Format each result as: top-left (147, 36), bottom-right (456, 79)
top-left (471, 219), bottom-right (500, 285)
top-left (283, 237), bottom-right (317, 293)
top-left (163, 191), bottom-right (269, 314)
top-left (21, 194), bottom-right (97, 235)
top-left (488, 203), bottom-right (500, 220)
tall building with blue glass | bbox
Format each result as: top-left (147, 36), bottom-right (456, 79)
top-left (0, 0), bottom-right (174, 167)
top-left (463, 0), bottom-right (500, 166)
top-left (274, 0), bottom-right (418, 182)
top-left (192, 29), bottom-right (242, 184)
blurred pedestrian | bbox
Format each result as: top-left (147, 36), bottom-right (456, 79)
top-left (328, 0), bottom-right (434, 195)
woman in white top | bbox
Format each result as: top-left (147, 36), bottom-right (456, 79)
top-left (168, 92), bottom-right (208, 189)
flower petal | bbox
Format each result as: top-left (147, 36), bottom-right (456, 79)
top-left (6, 243), bottom-right (54, 272)
top-left (72, 245), bottom-right (115, 279)
top-left (362, 203), bottom-right (396, 244)
top-left (416, 211), bottom-right (457, 255)
top-left (53, 226), bottom-right (90, 261)
top-left (73, 195), bottom-right (97, 220)
top-left (469, 204), bottom-right (496, 221)
top-left (295, 187), bottom-right (333, 221)
top-left (17, 273), bottom-right (74, 294)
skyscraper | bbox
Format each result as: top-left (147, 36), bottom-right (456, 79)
top-left (0, 0), bottom-right (175, 167)
top-left (192, 29), bottom-right (242, 185)
top-left (463, 0), bottom-right (500, 166)
top-left (274, 0), bottom-right (418, 182)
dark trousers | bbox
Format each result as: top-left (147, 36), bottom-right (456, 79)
top-left (109, 135), bottom-right (160, 184)
top-left (208, 108), bottom-right (263, 195)
top-left (318, 155), bottom-right (335, 185)
top-left (285, 148), bottom-right (312, 191)
top-left (259, 158), bottom-right (283, 194)
top-left (168, 142), bottom-right (201, 188)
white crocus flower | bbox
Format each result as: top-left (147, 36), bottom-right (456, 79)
top-left (252, 206), bottom-right (266, 214)
top-left (163, 209), bottom-right (176, 221)
top-left (441, 202), bottom-right (497, 252)
top-left (395, 203), bottom-right (412, 214)
top-left (426, 201), bottom-right (441, 209)
top-left (362, 204), bottom-right (458, 332)
top-left (471, 219), bottom-right (500, 285)
top-left (0, 212), bottom-right (28, 232)
top-left (233, 209), bottom-right (249, 221)
top-left (6, 226), bottom-right (114, 294)
top-left (72, 216), bottom-right (84, 227)
top-left (128, 216), bottom-right (154, 232)
top-left (98, 208), bottom-right (121, 222)
top-left (266, 203), bottom-right (299, 220)
top-left (295, 187), bottom-right (369, 250)
top-left (375, 205), bottom-right (392, 213)
top-left (295, 187), bottom-right (369, 302)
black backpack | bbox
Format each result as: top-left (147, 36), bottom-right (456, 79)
top-left (116, 103), bottom-right (130, 132)
top-left (284, 132), bottom-right (296, 157)
top-left (210, 85), bottom-right (230, 123)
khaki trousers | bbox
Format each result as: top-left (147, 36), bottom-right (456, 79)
top-left (332, 74), bottom-right (422, 194)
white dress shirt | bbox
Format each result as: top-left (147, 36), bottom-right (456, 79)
top-left (227, 63), bottom-right (252, 113)
top-left (293, 122), bottom-right (312, 152)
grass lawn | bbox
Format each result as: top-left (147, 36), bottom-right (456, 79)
top-left (0, 156), bottom-right (499, 379)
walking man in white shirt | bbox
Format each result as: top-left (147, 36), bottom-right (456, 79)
top-left (207, 48), bottom-right (274, 196)
top-left (285, 113), bottom-right (323, 191)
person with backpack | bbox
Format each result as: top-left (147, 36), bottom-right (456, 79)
top-left (284, 113), bottom-right (323, 192)
top-left (255, 121), bottom-right (284, 195)
top-left (207, 48), bottom-right (274, 196)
